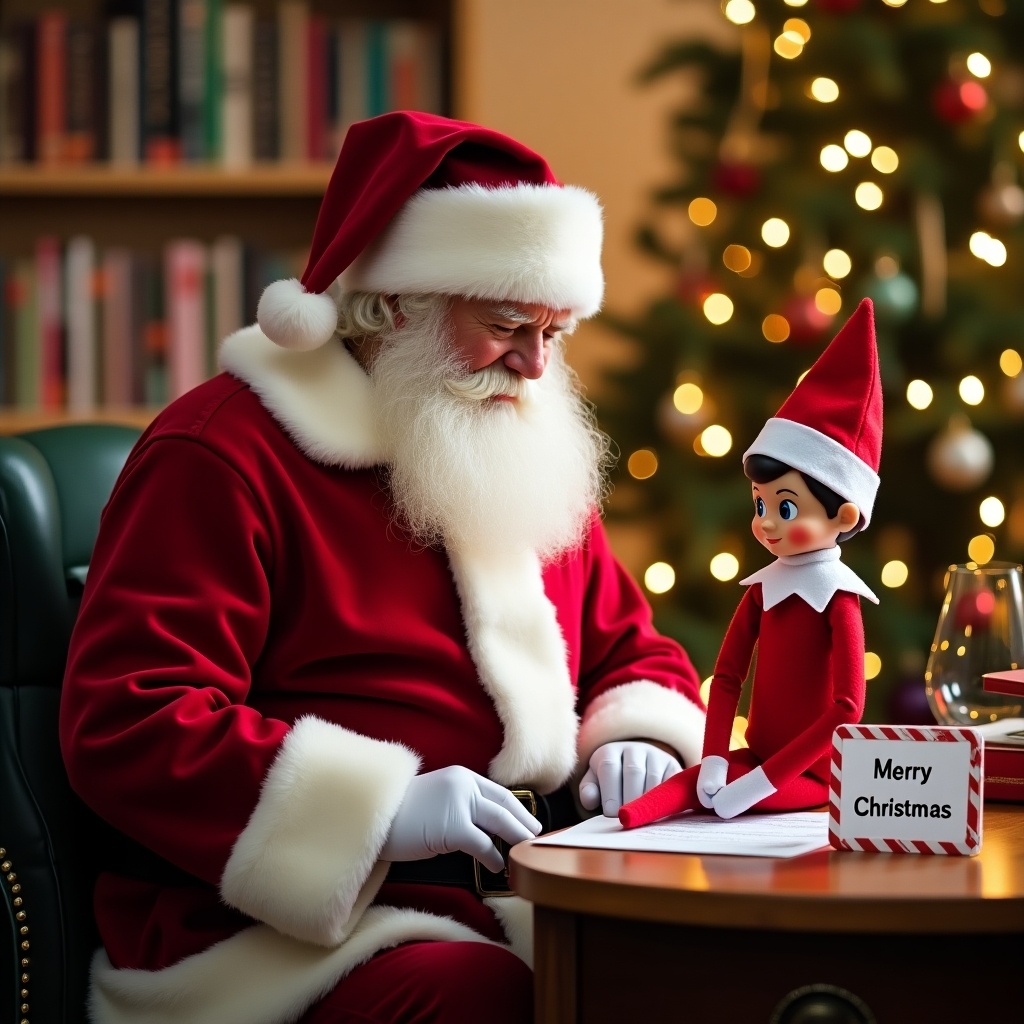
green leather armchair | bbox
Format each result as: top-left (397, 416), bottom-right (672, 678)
top-left (0, 424), bottom-right (141, 1024)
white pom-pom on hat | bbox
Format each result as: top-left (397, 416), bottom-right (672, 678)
top-left (256, 278), bottom-right (339, 351)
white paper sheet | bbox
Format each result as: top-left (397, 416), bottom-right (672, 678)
top-left (531, 811), bottom-right (831, 858)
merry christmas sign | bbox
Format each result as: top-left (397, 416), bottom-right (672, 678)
top-left (829, 724), bottom-right (983, 855)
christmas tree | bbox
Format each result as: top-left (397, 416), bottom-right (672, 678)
top-left (598, 0), bottom-right (1024, 724)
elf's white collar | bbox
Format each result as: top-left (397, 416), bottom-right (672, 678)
top-left (739, 545), bottom-right (878, 612)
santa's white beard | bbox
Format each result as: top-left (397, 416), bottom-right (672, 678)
top-left (371, 302), bottom-right (611, 560)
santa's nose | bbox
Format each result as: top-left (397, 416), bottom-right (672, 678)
top-left (502, 331), bottom-right (549, 379)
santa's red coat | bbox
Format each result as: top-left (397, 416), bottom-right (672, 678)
top-left (59, 327), bottom-right (705, 1024)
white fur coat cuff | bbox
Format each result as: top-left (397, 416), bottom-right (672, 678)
top-left (220, 715), bottom-right (420, 946)
top-left (577, 680), bottom-right (705, 772)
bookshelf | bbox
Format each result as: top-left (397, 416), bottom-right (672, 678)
top-left (0, 0), bottom-right (453, 433)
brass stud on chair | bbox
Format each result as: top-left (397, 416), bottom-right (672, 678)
top-left (3, 849), bottom-right (32, 1023)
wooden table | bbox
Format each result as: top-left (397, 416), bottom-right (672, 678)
top-left (510, 805), bottom-right (1024, 1023)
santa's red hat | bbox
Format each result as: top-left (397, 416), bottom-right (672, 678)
top-left (257, 111), bottom-right (605, 351)
top-left (743, 298), bottom-right (882, 534)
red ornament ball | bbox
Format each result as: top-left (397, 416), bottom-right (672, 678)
top-left (953, 590), bottom-right (995, 632)
top-left (711, 161), bottom-right (761, 199)
top-left (781, 295), bottom-right (833, 346)
top-left (676, 269), bottom-right (717, 306)
top-left (932, 79), bottom-right (988, 124)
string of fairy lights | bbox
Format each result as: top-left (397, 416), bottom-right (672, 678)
top-left (621, 0), bottom-right (1024, 693)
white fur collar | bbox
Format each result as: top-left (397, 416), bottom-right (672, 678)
top-left (218, 325), bottom-right (579, 791)
top-left (740, 546), bottom-right (878, 612)
top-left (219, 325), bottom-right (382, 467)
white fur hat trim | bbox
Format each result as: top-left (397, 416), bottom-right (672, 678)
top-left (338, 182), bottom-right (605, 318)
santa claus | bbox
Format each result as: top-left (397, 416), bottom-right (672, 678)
top-left (60, 111), bottom-right (705, 1024)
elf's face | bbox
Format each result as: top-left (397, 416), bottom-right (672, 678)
top-left (750, 469), bottom-right (858, 557)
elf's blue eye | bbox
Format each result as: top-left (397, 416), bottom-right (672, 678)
top-left (779, 499), bottom-right (798, 521)
top-left (755, 497), bottom-right (766, 517)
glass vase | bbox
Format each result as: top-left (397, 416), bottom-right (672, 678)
top-left (924, 561), bottom-right (1024, 726)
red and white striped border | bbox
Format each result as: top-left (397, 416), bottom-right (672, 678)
top-left (829, 724), bottom-right (983, 855)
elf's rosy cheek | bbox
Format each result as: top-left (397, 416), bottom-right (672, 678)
top-left (788, 525), bottom-right (812, 547)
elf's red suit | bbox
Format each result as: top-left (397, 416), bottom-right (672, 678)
top-left (619, 557), bottom-right (871, 825)
top-left (59, 324), bottom-right (706, 1024)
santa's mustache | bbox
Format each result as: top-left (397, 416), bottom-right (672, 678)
top-left (446, 364), bottom-right (528, 403)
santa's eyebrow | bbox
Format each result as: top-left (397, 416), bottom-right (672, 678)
top-left (488, 304), bottom-right (573, 334)
top-left (489, 304), bottom-right (533, 323)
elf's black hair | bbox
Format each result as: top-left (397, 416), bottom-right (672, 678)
top-left (743, 453), bottom-right (845, 519)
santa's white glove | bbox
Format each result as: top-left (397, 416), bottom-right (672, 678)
top-left (710, 766), bottom-right (777, 819)
top-left (381, 766), bottom-right (542, 874)
top-left (696, 754), bottom-right (729, 810)
top-left (579, 741), bottom-right (683, 817)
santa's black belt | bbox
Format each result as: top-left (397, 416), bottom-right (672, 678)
top-left (384, 786), bottom-right (579, 897)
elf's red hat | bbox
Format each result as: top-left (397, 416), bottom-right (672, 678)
top-left (743, 298), bottom-right (883, 534)
top-left (257, 111), bottom-right (605, 351)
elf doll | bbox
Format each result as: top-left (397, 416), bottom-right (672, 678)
top-left (620, 298), bottom-right (882, 827)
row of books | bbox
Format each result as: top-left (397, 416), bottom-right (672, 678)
top-left (0, 2), bottom-right (444, 167)
top-left (0, 236), bottom-right (305, 411)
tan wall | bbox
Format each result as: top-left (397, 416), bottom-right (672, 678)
top-left (453, 0), bottom-right (734, 572)
top-left (453, 0), bottom-right (733, 393)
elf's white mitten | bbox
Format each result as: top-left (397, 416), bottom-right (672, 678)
top-left (696, 755), bottom-right (729, 809)
top-left (711, 766), bottom-right (777, 819)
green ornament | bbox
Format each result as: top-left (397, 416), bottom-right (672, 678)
top-left (859, 272), bottom-right (918, 324)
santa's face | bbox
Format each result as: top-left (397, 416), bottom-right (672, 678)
top-left (750, 470), bottom-right (848, 557)
top-left (370, 296), bottom-right (609, 559)
top-left (445, 296), bottom-right (574, 384)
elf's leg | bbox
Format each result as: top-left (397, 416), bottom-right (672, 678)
top-left (748, 772), bottom-right (829, 812)
top-left (617, 762), bottom-right (702, 828)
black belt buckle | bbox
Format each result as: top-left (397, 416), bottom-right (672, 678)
top-left (473, 789), bottom-right (537, 897)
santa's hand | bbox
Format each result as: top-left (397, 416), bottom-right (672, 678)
top-left (579, 741), bottom-right (683, 817)
top-left (381, 766), bottom-right (542, 873)
top-left (710, 766), bottom-right (777, 819)
top-left (696, 755), bottom-right (729, 809)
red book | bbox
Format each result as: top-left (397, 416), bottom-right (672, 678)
top-left (984, 743), bottom-right (1024, 804)
top-left (387, 20), bottom-right (420, 113)
top-left (165, 239), bottom-right (208, 401)
top-left (35, 235), bottom-right (64, 409)
top-left (101, 247), bottom-right (137, 406)
top-left (983, 668), bottom-right (1024, 697)
top-left (306, 13), bottom-right (327, 161)
top-left (36, 9), bottom-right (67, 164)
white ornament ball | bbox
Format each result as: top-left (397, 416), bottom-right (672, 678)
top-left (979, 182), bottom-right (1024, 225)
top-left (926, 422), bottom-right (994, 491)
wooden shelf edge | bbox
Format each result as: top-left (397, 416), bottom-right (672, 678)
top-left (0, 407), bottom-right (160, 433)
top-left (0, 164), bottom-right (333, 198)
